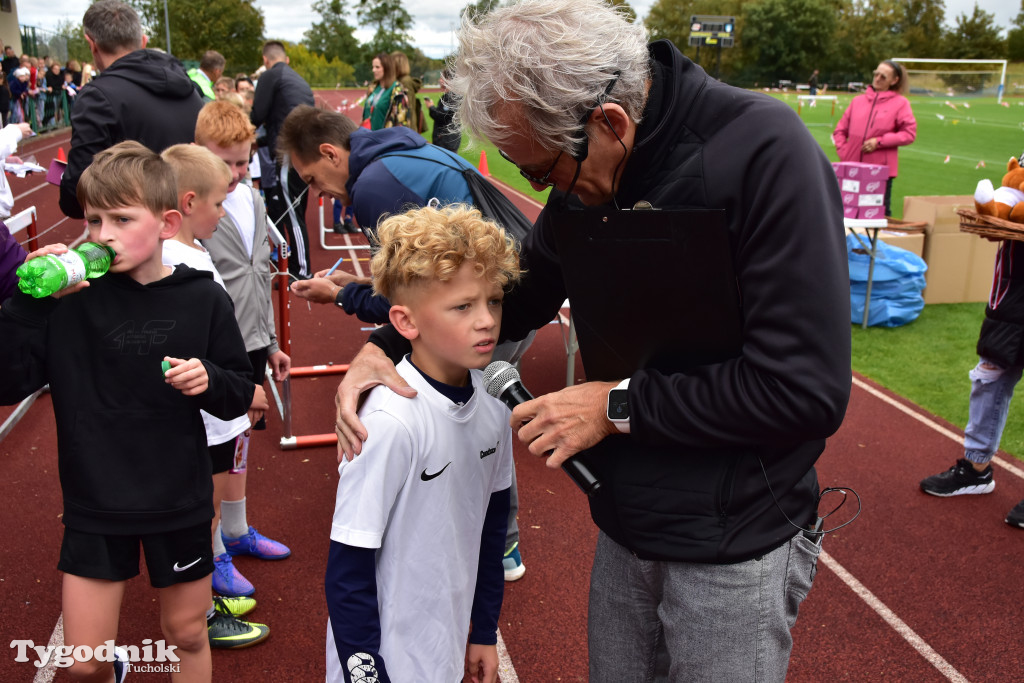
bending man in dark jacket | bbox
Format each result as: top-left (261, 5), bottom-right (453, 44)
top-left (250, 41), bottom-right (315, 281)
top-left (58, 0), bottom-right (203, 219)
top-left (331, 0), bottom-right (851, 680)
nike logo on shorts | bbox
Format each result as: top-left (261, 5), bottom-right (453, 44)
top-left (173, 557), bottom-right (203, 572)
top-left (420, 462), bottom-right (451, 481)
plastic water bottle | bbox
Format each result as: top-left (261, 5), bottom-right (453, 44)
top-left (16, 242), bottom-right (116, 298)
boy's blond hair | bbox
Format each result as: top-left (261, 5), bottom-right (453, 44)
top-left (195, 99), bottom-right (256, 147)
top-left (77, 140), bottom-right (177, 215)
top-left (371, 204), bottom-right (520, 302)
top-left (161, 144), bottom-right (232, 198)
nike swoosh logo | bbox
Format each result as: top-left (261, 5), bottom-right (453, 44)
top-left (173, 557), bottom-right (203, 572)
top-left (420, 462), bottom-right (451, 481)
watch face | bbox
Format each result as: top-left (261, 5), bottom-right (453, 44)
top-left (607, 389), bottom-right (629, 421)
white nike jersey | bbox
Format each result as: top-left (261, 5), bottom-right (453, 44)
top-left (326, 358), bottom-right (513, 683)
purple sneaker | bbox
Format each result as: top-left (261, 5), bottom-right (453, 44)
top-left (222, 526), bottom-right (291, 561)
top-left (213, 552), bottom-right (255, 597)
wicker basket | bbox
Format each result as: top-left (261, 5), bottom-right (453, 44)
top-left (958, 208), bottom-right (1024, 241)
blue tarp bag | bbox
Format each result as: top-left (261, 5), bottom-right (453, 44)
top-left (847, 233), bottom-right (927, 327)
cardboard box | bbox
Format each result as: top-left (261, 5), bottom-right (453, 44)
top-left (841, 178), bottom-right (861, 193)
top-left (843, 206), bottom-right (859, 218)
top-left (879, 232), bottom-right (925, 258)
top-left (862, 179), bottom-right (886, 195)
top-left (839, 162), bottom-right (889, 180)
top-left (903, 195), bottom-right (975, 235)
top-left (857, 194), bottom-right (884, 207)
top-left (922, 232), bottom-right (999, 303)
top-left (842, 192), bottom-right (858, 207)
top-left (859, 206), bottom-right (886, 220)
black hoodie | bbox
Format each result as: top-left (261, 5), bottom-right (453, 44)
top-left (59, 49), bottom-right (204, 219)
top-left (0, 265), bottom-right (255, 535)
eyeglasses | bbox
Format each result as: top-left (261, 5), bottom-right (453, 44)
top-left (499, 148), bottom-right (563, 187)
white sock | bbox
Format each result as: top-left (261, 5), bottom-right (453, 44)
top-left (221, 497), bottom-right (248, 539)
top-left (213, 521), bottom-right (227, 556)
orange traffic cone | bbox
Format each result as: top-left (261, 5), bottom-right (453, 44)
top-left (478, 150), bottom-right (490, 177)
top-left (56, 147), bottom-right (67, 163)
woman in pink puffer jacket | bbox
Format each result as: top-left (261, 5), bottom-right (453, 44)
top-left (833, 59), bottom-right (917, 215)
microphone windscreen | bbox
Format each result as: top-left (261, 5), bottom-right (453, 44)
top-left (483, 360), bottom-right (518, 399)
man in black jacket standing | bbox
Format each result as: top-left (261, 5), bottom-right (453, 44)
top-left (58, 0), bottom-right (203, 219)
top-left (332, 0), bottom-right (852, 680)
top-left (250, 41), bottom-right (315, 280)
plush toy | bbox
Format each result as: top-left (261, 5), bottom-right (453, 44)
top-left (975, 157), bottom-right (1024, 223)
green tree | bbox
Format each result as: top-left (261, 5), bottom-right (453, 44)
top-left (53, 19), bottom-right (93, 64)
top-left (826, 0), bottom-right (905, 85)
top-left (943, 3), bottom-right (1006, 59)
top-left (1008, 1), bottom-right (1024, 62)
top-left (356, 0), bottom-right (414, 54)
top-left (742, 0), bottom-right (836, 84)
top-left (304, 0), bottom-right (362, 65)
top-left (644, 0), bottom-right (744, 81)
top-left (895, 0), bottom-right (945, 58)
top-left (131, 0), bottom-right (265, 74)
top-left (283, 41), bottom-right (356, 88)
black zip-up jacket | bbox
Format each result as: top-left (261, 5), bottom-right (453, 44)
top-left (371, 41), bottom-right (851, 563)
top-left (0, 266), bottom-right (255, 535)
top-left (977, 240), bottom-right (1024, 368)
top-left (59, 49), bottom-right (204, 219)
top-left (249, 61), bottom-right (314, 158)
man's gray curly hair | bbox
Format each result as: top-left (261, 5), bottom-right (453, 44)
top-left (449, 0), bottom-right (651, 153)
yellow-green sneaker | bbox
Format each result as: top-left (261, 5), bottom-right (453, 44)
top-left (213, 595), bottom-right (257, 618)
top-left (207, 610), bottom-right (269, 649)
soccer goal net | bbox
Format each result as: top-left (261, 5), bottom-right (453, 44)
top-left (893, 58), bottom-right (1007, 102)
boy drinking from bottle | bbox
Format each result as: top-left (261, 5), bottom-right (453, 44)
top-left (0, 140), bottom-right (264, 682)
top-left (325, 205), bottom-right (518, 683)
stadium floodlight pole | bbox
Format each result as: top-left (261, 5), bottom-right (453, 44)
top-left (163, 0), bottom-right (172, 55)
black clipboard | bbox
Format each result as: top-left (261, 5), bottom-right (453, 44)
top-left (553, 207), bottom-right (743, 381)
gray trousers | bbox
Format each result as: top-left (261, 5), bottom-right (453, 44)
top-left (588, 529), bottom-right (821, 682)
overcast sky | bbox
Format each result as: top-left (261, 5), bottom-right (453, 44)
top-left (17, 0), bottom-right (1019, 60)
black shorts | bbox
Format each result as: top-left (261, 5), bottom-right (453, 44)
top-left (210, 438), bottom-right (236, 475)
top-left (58, 522), bottom-right (213, 588)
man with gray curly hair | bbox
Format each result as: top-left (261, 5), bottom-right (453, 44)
top-left (333, 1), bottom-right (851, 680)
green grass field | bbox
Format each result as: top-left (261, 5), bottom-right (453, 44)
top-left (414, 88), bottom-right (1024, 461)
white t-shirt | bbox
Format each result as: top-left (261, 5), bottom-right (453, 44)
top-left (325, 358), bottom-right (513, 683)
top-left (162, 238), bottom-right (250, 445)
top-left (223, 184), bottom-right (257, 258)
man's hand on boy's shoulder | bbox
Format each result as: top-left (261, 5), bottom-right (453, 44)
top-left (162, 357), bottom-right (210, 396)
top-left (23, 244), bottom-right (91, 298)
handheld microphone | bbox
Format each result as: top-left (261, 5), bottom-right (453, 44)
top-left (483, 360), bottom-right (602, 496)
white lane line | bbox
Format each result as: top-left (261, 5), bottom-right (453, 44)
top-left (31, 612), bottom-right (62, 683)
top-left (496, 628), bottom-right (519, 683)
top-left (14, 181), bottom-right (51, 202)
top-left (851, 376), bottom-right (1024, 481)
top-left (820, 552), bottom-right (969, 683)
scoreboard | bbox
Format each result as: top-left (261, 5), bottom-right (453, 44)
top-left (689, 15), bottom-right (735, 48)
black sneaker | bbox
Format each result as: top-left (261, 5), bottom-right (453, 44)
top-left (920, 458), bottom-right (995, 496)
top-left (1006, 499), bottom-right (1024, 528)
top-left (207, 610), bottom-right (270, 649)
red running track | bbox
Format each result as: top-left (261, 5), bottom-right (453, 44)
top-left (2, 96), bottom-right (1023, 682)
